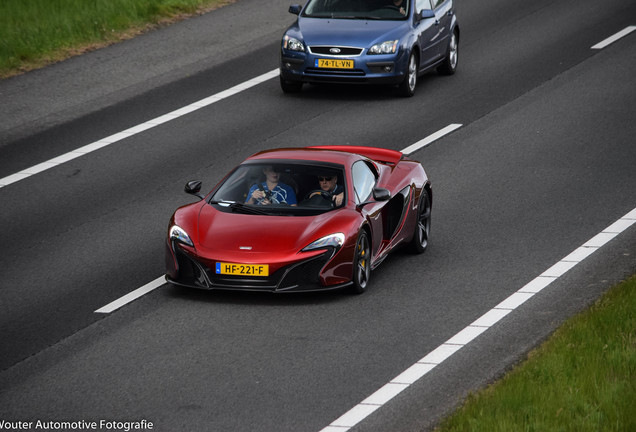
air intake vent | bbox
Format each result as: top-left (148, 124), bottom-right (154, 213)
top-left (310, 46), bottom-right (363, 56)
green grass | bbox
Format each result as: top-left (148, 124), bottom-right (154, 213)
top-left (0, 0), bottom-right (231, 78)
top-left (437, 275), bottom-right (636, 432)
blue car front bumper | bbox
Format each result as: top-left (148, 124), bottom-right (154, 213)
top-left (280, 49), bottom-right (409, 85)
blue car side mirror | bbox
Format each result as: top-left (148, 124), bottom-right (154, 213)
top-left (289, 5), bottom-right (302, 15)
top-left (419, 9), bottom-right (436, 20)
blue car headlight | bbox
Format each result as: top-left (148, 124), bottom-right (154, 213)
top-left (302, 233), bottom-right (345, 252)
top-left (368, 40), bottom-right (399, 55)
top-left (283, 35), bottom-right (305, 52)
top-left (169, 225), bottom-right (194, 247)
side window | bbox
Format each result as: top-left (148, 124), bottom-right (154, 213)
top-left (351, 161), bottom-right (377, 204)
top-left (416, 0), bottom-right (432, 11)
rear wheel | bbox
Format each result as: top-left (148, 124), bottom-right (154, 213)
top-left (411, 189), bottom-right (431, 254)
top-left (350, 231), bottom-right (371, 294)
top-left (398, 51), bottom-right (418, 97)
top-left (437, 29), bottom-right (458, 75)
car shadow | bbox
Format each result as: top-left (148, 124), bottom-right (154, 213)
top-left (277, 71), bottom-right (439, 102)
top-left (164, 282), bottom-right (353, 306)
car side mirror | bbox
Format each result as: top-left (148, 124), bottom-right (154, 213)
top-left (289, 4), bottom-right (302, 15)
top-left (185, 180), bottom-right (205, 199)
top-left (419, 9), bottom-right (436, 20)
top-left (373, 187), bottom-right (391, 201)
top-left (357, 188), bottom-right (391, 209)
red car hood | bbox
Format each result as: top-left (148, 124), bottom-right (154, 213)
top-left (194, 205), bottom-right (331, 258)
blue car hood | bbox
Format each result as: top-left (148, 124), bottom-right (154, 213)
top-left (298, 18), bottom-right (408, 47)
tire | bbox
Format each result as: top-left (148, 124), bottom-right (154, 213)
top-left (398, 51), bottom-right (418, 97)
top-left (411, 189), bottom-right (431, 254)
top-left (437, 29), bottom-right (458, 76)
top-left (280, 75), bottom-right (303, 93)
top-left (350, 230), bottom-right (371, 294)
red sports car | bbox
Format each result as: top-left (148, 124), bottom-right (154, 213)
top-left (165, 146), bottom-right (431, 293)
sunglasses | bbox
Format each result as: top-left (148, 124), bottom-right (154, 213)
top-left (318, 176), bottom-right (335, 182)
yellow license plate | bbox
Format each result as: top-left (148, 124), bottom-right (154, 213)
top-left (215, 262), bottom-right (269, 276)
top-left (315, 58), bottom-right (354, 69)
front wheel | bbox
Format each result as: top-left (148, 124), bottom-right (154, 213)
top-left (398, 51), bottom-right (418, 97)
top-left (280, 75), bottom-right (303, 93)
top-left (350, 231), bottom-right (371, 294)
top-left (411, 189), bottom-right (431, 254)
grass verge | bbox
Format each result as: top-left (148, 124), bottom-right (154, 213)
top-left (436, 275), bottom-right (636, 431)
top-left (0, 0), bottom-right (233, 79)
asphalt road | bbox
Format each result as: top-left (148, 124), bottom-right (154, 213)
top-left (1, 0), bottom-right (635, 430)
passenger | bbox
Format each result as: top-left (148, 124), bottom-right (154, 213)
top-left (246, 166), bottom-right (297, 206)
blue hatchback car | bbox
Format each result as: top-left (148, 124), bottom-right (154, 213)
top-left (280, 0), bottom-right (459, 96)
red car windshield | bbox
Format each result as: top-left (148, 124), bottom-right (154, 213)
top-left (210, 162), bottom-right (346, 215)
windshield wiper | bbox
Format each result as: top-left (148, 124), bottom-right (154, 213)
top-left (209, 199), bottom-right (234, 206)
top-left (322, 15), bottom-right (382, 19)
top-left (209, 200), bottom-right (268, 215)
top-left (232, 203), bottom-right (269, 215)
top-left (230, 202), bottom-right (270, 215)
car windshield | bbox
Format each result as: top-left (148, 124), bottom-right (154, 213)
top-left (302, 0), bottom-right (410, 20)
top-left (210, 161), bottom-right (346, 216)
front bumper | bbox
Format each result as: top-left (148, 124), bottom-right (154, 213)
top-left (280, 49), bottom-right (408, 85)
top-left (166, 243), bottom-right (351, 293)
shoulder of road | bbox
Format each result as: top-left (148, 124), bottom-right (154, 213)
top-left (0, 0), bottom-right (292, 146)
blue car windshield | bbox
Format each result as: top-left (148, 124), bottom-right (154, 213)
top-left (303, 0), bottom-right (410, 20)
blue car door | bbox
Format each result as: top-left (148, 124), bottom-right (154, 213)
top-left (432, 0), bottom-right (453, 58)
top-left (414, 0), bottom-right (444, 68)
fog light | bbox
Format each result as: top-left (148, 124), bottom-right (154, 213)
top-left (285, 62), bottom-right (292, 69)
top-left (383, 65), bottom-right (393, 72)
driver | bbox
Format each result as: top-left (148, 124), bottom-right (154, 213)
top-left (306, 173), bottom-right (344, 207)
top-left (246, 166), bottom-right (297, 206)
top-left (391, 0), bottom-right (407, 15)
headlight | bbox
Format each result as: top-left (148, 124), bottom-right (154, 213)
top-left (302, 233), bottom-right (345, 252)
top-left (368, 40), bottom-right (398, 55)
top-left (169, 225), bottom-right (194, 247)
top-left (283, 35), bottom-right (305, 52)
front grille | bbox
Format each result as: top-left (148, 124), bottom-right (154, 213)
top-left (309, 46), bottom-right (364, 56)
top-left (305, 68), bottom-right (366, 77)
top-left (172, 249), bottom-right (332, 292)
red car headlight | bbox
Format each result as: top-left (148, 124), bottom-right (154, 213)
top-left (169, 225), bottom-right (194, 247)
top-left (302, 233), bottom-right (345, 252)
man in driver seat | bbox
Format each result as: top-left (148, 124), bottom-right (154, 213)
top-left (307, 173), bottom-right (345, 206)
top-left (391, 0), bottom-right (407, 15)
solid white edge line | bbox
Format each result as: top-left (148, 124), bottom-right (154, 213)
top-left (94, 276), bottom-right (165, 314)
top-left (0, 69), bottom-right (280, 189)
top-left (401, 123), bottom-right (462, 155)
top-left (318, 206), bottom-right (636, 432)
top-left (591, 25), bottom-right (636, 49)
